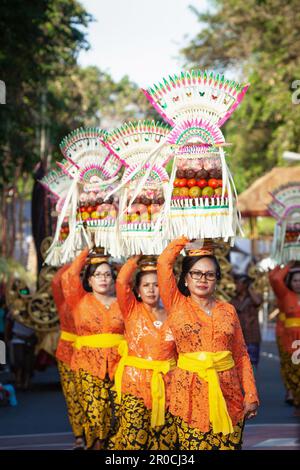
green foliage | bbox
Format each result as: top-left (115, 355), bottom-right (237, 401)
top-left (182, 0), bottom-right (300, 192)
top-left (0, 1), bottom-right (159, 188)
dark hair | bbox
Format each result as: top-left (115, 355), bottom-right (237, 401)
top-left (178, 255), bottom-right (221, 297)
top-left (133, 270), bottom-right (157, 302)
top-left (82, 262), bottom-right (116, 292)
top-left (285, 269), bottom-right (300, 292)
top-left (234, 274), bottom-right (252, 287)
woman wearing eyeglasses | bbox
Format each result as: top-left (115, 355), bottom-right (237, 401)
top-left (157, 237), bottom-right (259, 450)
top-left (61, 248), bottom-right (124, 450)
top-left (112, 255), bottom-right (177, 450)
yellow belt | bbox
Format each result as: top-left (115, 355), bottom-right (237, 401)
top-left (60, 331), bottom-right (77, 343)
top-left (178, 350), bottom-right (235, 435)
top-left (278, 313), bottom-right (286, 322)
top-left (74, 333), bottom-right (124, 350)
top-left (285, 318), bottom-right (300, 328)
top-left (114, 340), bottom-right (176, 428)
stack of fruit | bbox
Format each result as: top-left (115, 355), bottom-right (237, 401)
top-left (76, 191), bottom-right (118, 223)
top-left (172, 166), bottom-right (224, 200)
top-left (285, 226), bottom-right (300, 243)
top-left (123, 188), bottom-right (165, 225)
top-left (59, 220), bottom-right (69, 241)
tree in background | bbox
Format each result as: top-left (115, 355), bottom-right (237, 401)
top-left (182, 0), bottom-right (300, 193)
top-left (0, 0), bottom-right (157, 263)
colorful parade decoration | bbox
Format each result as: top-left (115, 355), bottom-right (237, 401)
top-left (104, 121), bottom-right (172, 255)
top-left (43, 128), bottom-right (124, 265)
top-left (268, 182), bottom-right (300, 264)
top-left (142, 70), bottom-right (248, 243)
top-left (40, 169), bottom-right (73, 266)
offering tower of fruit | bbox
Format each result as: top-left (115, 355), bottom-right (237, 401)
top-left (43, 127), bottom-right (124, 265)
top-left (104, 120), bottom-right (172, 255)
top-left (143, 70), bottom-right (249, 243)
top-left (268, 182), bottom-right (300, 264)
top-left (40, 169), bottom-right (73, 266)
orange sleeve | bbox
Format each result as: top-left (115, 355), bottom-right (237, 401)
top-left (61, 248), bottom-right (89, 310)
top-left (116, 257), bottom-right (138, 319)
top-left (51, 264), bottom-right (70, 311)
top-left (231, 306), bottom-right (259, 405)
top-left (157, 237), bottom-right (188, 312)
top-left (269, 265), bottom-right (290, 299)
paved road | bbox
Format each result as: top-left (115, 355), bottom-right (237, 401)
top-left (0, 338), bottom-right (299, 450)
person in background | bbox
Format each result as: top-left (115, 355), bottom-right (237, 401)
top-left (269, 262), bottom-right (300, 415)
top-left (0, 296), bottom-right (7, 343)
top-left (231, 275), bottom-right (262, 369)
top-left (6, 314), bottom-right (37, 391)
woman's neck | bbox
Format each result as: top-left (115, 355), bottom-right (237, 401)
top-left (190, 293), bottom-right (215, 309)
top-left (144, 303), bottom-right (166, 321)
top-left (92, 291), bottom-right (114, 305)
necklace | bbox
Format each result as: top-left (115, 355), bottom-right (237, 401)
top-left (199, 299), bottom-right (214, 317)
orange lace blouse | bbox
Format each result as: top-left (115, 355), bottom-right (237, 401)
top-left (52, 264), bottom-right (76, 367)
top-left (61, 248), bottom-right (124, 380)
top-left (269, 265), bottom-right (300, 353)
top-left (157, 238), bottom-right (259, 431)
top-left (116, 257), bottom-right (177, 410)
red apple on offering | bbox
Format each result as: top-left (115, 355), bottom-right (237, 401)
top-left (208, 179), bottom-right (219, 189)
top-left (178, 178), bottom-right (187, 188)
top-left (187, 178), bottom-right (197, 188)
top-left (197, 179), bottom-right (207, 189)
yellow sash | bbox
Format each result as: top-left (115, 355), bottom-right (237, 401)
top-left (178, 350), bottom-right (235, 435)
top-left (114, 340), bottom-right (176, 428)
top-left (74, 333), bottom-right (124, 350)
top-left (60, 331), bottom-right (77, 343)
top-left (285, 318), bottom-right (300, 328)
top-left (278, 313), bottom-right (286, 322)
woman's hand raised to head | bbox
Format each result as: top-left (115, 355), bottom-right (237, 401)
top-left (131, 255), bottom-right (142, 263)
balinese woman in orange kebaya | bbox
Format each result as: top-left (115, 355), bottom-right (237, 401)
top-left (61, 248), bottom-right (124, 450)
top-left (269, 262), bottom-right (300, 414)
top-left (52, 265), bottom-right (85, 450)
top-left (113, 256), bottom-right (177, 450)
top-left (157, 237), bottom-right (259, 450)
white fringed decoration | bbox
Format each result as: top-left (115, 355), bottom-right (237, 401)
top-left (120, 223), bottom-right (169, 256)
top-left (282, 245), bottom-right (300, 264)
top-left (165, 197), bottom-right (234, 242)
top-left (45, 176), bottom-right (78, 266)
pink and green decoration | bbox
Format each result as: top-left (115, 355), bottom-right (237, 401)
top-left (104, 120), bottom-right (173, 256)
top-left (268, 183), bottom-right (300, 264)
top-left (44, 127), bottom-right (124, 265)
top-left (142, 70), bottom-right (248, 243)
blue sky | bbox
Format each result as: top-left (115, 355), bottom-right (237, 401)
top-left (78, 0), bottom-right (208, 87)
